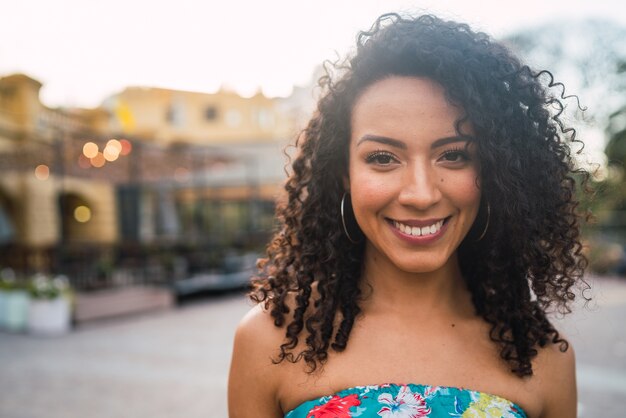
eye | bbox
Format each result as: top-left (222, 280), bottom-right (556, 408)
top-left (365, 150), bottom-right (399, 166)
top-left (439, 148), bottom-right (471, 164)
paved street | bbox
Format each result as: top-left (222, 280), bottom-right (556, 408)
top-left (555, 275), bottom-right (626, 417)
top-left (1, 276), bottom-right (625, 418)
top-left (0, 291), bottom-right (252, 418)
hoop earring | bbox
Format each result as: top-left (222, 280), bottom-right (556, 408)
top-left (476, 202), bottom-right (490, 242)
top-left (341, 192), bottom-right (361, 244)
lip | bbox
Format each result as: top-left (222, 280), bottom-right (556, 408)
top-left (386, 216), bottom-right (451, 245)
top-left (389, 217), bottom-right (448, 228)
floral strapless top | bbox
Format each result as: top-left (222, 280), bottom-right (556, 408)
top-left (284, 383), bottom-right (527, 418)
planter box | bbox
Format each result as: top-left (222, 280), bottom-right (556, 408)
top-left (28, 297), bottom-right (71, 335)
top-left (3, 290), bottom-right (29, 332)
top-left (0, 289), bottom-right (6, 328)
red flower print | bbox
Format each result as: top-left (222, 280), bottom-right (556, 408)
top-left (307, 393), bottom-right (361, 418)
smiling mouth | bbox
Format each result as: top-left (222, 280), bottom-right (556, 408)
top-left (387, 217), bottom-right (451, 237)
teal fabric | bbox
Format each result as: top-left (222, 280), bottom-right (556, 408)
top-left (285, 383), bottom-right (527, 418)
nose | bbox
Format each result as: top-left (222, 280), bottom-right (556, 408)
top-left (397, 161), bottom-right (442, 210)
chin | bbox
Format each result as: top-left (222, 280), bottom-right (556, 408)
top-left (390, 255), bottom-right (449, 275)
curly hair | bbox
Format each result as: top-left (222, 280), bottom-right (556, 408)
top-left (250, 13), bottom-right (589, 377)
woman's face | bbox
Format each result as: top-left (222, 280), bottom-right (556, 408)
top-left (348, 76), bottom-right (481, 274)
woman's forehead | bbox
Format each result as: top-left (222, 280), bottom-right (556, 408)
top-left (350, 76), bottom-right (472, 144)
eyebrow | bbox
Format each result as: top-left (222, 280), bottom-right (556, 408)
top-left (356, 135), bottom-right (407, 149)
top-left (356, 134), bottom-right (474, 149)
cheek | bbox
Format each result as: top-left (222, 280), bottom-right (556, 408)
top-left (443, 173), bottom-right (481, 225)
top-left (451, 175), bottom-right (480, 205)
top-left (348, 157), bottom-right (375, 195)
top-left (348, 165), bottom-right (395, 220)
top-left (350, 177), bottom-right (394, 210)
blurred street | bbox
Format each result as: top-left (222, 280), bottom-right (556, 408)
top-left (0, 275), bottom-right (625, 418)
top-left (556, 275), bottom-right (626, 417)
top-left (0, 291), bottom-right (252, 418)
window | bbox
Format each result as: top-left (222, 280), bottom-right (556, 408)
top-left (205, 106), bottom-right (218, 121)
top-left (166, 99), bottom-right (186, 127)
top-left (225, 109), bottom-right (242, 127)
top-left (253, 107), bottom-right (274, 129)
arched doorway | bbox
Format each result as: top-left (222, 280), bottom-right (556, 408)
top-left (58, 193), bottom-right (94, 243)
top-left (0, 188), bottom-right (25, 270)
top-left (0, 189), bottom-right (16, 245)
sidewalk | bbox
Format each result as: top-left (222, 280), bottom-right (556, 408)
top-left (0, 292), bottom-right (252, 418)
top-left (555, 275), bottom-right (626, 417)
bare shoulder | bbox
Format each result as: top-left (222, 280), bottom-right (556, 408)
top-left (235, 302), bottom-right (286, 349)
top-left (228, 303), bottom-right (287, 418)
top-left (532, 336), bottom-right (577, 418)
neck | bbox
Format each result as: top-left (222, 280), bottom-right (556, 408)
top-left (359, 246), bottom-right (474, 320)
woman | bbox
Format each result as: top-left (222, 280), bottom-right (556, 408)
top-left (228, 13), bottom-right (587, 418)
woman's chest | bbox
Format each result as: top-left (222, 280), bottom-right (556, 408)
top-left (278, 320), bottom-right (544, 417)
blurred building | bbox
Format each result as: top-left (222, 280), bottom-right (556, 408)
top-left (0, 74), bottom-right (116, 273)
top-left (0, 73), bottom-right (301, 292)
top-left (104, 86), bottom-right (293, 145)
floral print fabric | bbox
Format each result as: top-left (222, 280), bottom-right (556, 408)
top-left (284, 383), bottom-right (527, 418)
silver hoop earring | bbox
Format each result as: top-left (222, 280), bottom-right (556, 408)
top-left (341, 192), bottom-right (361, 244)
top-left (476, 202), bottom-right (491, 241)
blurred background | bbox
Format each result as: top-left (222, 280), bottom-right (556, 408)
top-left (0, 0), bottom-right (625, 417)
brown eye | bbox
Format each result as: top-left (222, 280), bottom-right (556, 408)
top-left (440, 149), bottom-right (470, 163)
top-left (365, 151), bottom-right (398, 166)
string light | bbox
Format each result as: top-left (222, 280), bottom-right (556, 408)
top-left (119, 139), bottom-right (132, 156)
top-left (77, 154), bottom-right (91, 169)
top-left (90, 152), bottom-right (106, 168)
top-left (34, 164), bottom-right (50, 180)
top-left (74, 205), bottom-right (91, 223)
top-left (82, 142), bottom-right (99, 159)
top-left (103, 145), bottom-right (120, 162)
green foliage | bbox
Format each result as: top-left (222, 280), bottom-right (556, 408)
top-left (586, 237), bottom-right (625, 274)
top-left (28, 274), bottom-right (72, 300)
top-left (0, 278), bottom-right (13, 290)
top-left (0, 267), bottom-right (18, 290)
top-left (606, 108), bottom-right (626, 168)
top-left (585, 179), bottom-right (625, 216)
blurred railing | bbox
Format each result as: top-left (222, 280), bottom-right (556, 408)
top-left (0, 124), bottom-right (278, 293)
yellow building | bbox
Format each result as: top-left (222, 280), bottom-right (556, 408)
top-left (0, 74), bottom-right (117, 272)
top-left (101, 84), bottom-right (295, 248)
top-left (105, 86), bottom-right (293, 145)
top-left (0, 73), bottom-right (297, 279)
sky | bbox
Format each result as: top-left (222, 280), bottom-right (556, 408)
top-left (1, 0), bottom-right (625, 108)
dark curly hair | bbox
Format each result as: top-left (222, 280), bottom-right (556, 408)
top-left (250, 13), bottom-right (589, 377)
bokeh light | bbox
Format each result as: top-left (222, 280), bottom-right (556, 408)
top-left (90, 152), bottom-right (106, 168)
top-left (34, 164), bottom-right (50, 180)
top-left (73, 205), bottom-right (91, 223)
top-left (106, 139), bottom-right (122, 153)
top-left (103, 145), bottom-right (120, 162)
top-left (119, 139), bottom-right (132, 156)
top-left (77, 154), bottom-right (91, 169)
top-left (82, 142), bottom-right (99, 159)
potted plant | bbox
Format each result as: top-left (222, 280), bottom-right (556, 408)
top-left (27, 274), bottom-right (73, 335)
top-left (0, 268), bottom-right (30, 332)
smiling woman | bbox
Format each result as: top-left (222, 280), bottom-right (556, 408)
top-left (349, 77), bottom-right (480, 275)
top-left (228, 13), bottom-right (588, 418)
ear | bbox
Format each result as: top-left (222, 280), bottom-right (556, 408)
top-left (342, 175), bottom-right (350, 192)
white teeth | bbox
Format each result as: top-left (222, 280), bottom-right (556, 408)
top-left (394, 219), bottom-right (444, 237)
